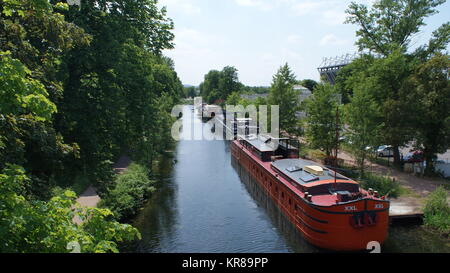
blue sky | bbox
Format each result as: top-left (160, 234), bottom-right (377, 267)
top-left (158, 0), bottom-right (450, 86)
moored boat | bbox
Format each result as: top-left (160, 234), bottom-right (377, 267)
top-left (230, 135), bottom-right (390, 251)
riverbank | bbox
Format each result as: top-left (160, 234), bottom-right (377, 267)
top-left (73, 155), bottom-right (132, 224)
top-left (305, 141), bottom-right (449, 238)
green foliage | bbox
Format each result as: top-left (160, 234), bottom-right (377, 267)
top-left (405, 54), bottom-right (450, 174)
top-left (345, 0), bottom-right (446, 56)
top-left (299, 79), bottom-right (318, 92)
top-left (0, 164), bottom-right (140, 253)
top-left (344, 80), bottom-right (382, 173)
top-left (305, 84), bottom-right (340, 157)
top-left (344, 0), bottom-right (449, 166)
top-left (54, 1), bottom-right (181, 191)
top-left (240, 86), bottom-right (269, 94)
top-left (0, 51), bottom-right (79, 198)
top-left (184, 86), bottom-right (197, 98)
top-left (414, 22), bottom-right (450, 59)
top-left (0, 0), bottom-right (181, 253)
top-left (423, 187), bottom-right (450, 234)
top-left (340, 50), bottom-right (415, 165)
top-left (359, 172), bottom-right (401, 198)
top-left (226, 92), bottom-right (243, 106)
top-left (0, 52), bottom-right (56, 121)
top-left (101, 163), bottom-right (156, 220)
top-left (268, 63), bottom-right (300, 135)
top-left (199, 66), bottom-right (240, 103)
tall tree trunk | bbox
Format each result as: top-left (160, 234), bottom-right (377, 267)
top-left (393, 145), bottom-right (401, 166)
top-left (423, 147), bottom-right (435, 176)
top-left (360, 152), bottom-right (366, 176)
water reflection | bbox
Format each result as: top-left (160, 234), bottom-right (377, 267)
top-left (230, 154), bottom-right (320, 252)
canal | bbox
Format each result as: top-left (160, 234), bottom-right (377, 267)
top-left (125, 106), bottom-right (449, 253)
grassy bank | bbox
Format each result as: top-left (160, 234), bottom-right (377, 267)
top-left (358, 172), bottom-right (402, 198)
top-left (423, 187), bottom-right (450, 236)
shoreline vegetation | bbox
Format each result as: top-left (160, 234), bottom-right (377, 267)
top-left (423, 187), bottom-right (450, 237)
top-left (1, 0), bottom-right (181, 253)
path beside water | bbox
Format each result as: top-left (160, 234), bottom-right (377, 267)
top-left (73, 155), bottom-right (131, 224)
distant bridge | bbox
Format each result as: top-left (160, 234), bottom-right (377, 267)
top-left (317, 53), bottom-right (358, 85)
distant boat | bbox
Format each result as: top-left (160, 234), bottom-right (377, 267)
top-left (201, 104), bottom-right (221, 121)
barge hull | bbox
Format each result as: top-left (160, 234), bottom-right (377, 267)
top-left (231, 140), bottom-right (389, 251)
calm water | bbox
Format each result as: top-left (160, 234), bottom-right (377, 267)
top-left (126, 106), bottom-right (449, 253)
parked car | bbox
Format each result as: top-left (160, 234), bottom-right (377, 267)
top-left (377, 145), bottom-right (393, 157)
top-left (402, 150), bottom-right (424, 163)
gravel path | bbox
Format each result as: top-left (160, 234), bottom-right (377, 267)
top-left (73, 155), bottom-right (131, 224)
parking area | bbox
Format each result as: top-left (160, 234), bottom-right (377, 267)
top-left (399, 144), bottom-right (450, 163)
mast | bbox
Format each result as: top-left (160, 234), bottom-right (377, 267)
top-left (334, 106), bottom-right (339, 186)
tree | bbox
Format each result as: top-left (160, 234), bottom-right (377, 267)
top-left (0, 52), bottom-right (56, 122)
top-left (0, 0), bottom-right (185, 253)
top-left (345, 0), bottom-right (446, 56)
top-left (0, 0), bottom-right (87, 195)
top-left (219, 66), bottom-right (240, 99)
top-left (199, 66), bottom-right (241, 103)
top-left (199, 70), bottom-right (221, 103)
top-left (226, 92), bottom-right (243, 106)
top-left (344, 85), bottom-right (381, 174)
top-left (55, 0), bottom-right (182, 191)
top-left (305, 84), bottom-right (340, 158)
top-left (184, 86), bottom-right (197, 98)
top-left (0, 164), bottom-right (140, 253)
top-left (349, 51), bottom-right (416, 165)
top-left (344, 0), bottom-right (448, 165)
top-left (268, 63), bottom-right (300, 135)
top-left (300, 79), bottom-right (318, 92)
top-left (406, 54), bottom-right (450, 174)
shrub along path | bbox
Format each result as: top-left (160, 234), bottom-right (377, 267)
top-left (73, 155), bottom-right (131, 224)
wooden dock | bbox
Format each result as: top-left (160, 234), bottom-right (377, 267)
top-left (389, 197), bottom-right (424, 225)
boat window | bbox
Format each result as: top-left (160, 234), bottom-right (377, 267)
top-left (299, 172), bottom-right (319, 182)
top-left (286, 165), bottom-right (302, 172)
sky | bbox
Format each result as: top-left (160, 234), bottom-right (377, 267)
top-left (158, 0), bottom-right (450, 86)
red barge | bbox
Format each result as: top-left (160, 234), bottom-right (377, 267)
top-left (230, 135), bottom-right (390, 251)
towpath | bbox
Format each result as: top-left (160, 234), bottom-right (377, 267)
top-left (73, 155), bottom-right (131, 224)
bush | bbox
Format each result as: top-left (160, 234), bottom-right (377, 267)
top-left (359, 172), bottom-right (401, 198)
top-left (423, 187), bottom-right (450, 235)
top-left (101, 163), bottom-right (155, 220)
top-left (0, 164), bottom-right (140, 253)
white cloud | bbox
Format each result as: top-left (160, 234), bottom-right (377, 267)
top-left (292, 1), bottom-right (323, 15)
top-left (319, 34), bottom-right (349, 46)
top-left (234, 0), bottom-right (272, 11)
top-left (287, 34), bottom-right (302, 45)
top-left (322, 9), bottom-right (347, 26)
top-left (164, 27), bottom-right (230, 84)
top-left (159, 0), bottom-right (201, 15)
